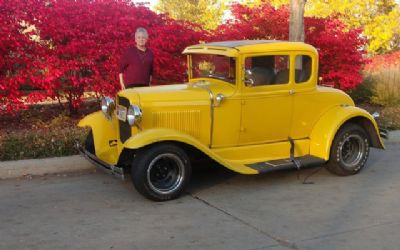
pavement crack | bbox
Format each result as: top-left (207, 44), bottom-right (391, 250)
top-left (300, 220), bottom-right (400, 243)
top-left (189, 193), bottom-right (301, 250)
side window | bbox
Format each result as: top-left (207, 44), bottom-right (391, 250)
top-left (245, 55), bottom-right (289, 86)
top-left (295, 55), bottom-right (312, 84)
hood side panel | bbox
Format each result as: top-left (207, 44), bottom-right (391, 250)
top-left (152, 110), bottom-right (201, 139)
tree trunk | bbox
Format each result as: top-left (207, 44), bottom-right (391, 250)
top-left (289, 0), bottom-right (306, 42)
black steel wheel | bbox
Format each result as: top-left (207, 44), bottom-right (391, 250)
top-left (326, 124), bottom-right (370, 176)
top-left (131, 143), bottom-right (191, 201)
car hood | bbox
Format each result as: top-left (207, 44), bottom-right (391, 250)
top-left (117, 81), bottom-right (235, 106)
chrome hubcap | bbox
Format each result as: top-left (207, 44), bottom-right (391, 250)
top-left (339, 134), bottom-right (365, 169)
top-left (147, 153), bottom-right (185, 195)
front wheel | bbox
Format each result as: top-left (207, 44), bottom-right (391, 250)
top-left (326, 124), bottom-right (370, 176)
top-left (131, 143), bottom-right (191, 201)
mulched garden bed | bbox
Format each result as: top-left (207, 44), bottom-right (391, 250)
top-left (357, 103), bottom-right (400, 130)
top-left (0, 100), bottom-right (99, 132)
top-left (0, 100), bottom-right (99, 161)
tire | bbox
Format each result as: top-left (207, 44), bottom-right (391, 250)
top-left (131, 143), bottom-right (191, 201)
top-left (326, 124), bottom-right (370, 176)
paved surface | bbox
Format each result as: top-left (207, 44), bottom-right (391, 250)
top-left (389, 130), bottom-right (400, 142)
top-left (0, 155), bottom-right (93, 179)
top-left (1, 143), bottom-right (400, 250)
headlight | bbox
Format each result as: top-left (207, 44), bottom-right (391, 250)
top-left (127, 105), bottom-right (142, 126)
top-left (101, 96), bottom-right (115, 120)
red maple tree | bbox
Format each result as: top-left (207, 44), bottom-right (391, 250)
top-left (1, 0), bottom-right (205, 115)
top-left (0, 0), bottom-right (44, 113)
top-left (1, 1), bottom-right (367, 116)
top-left (216, 3), bottom-right (366, 90)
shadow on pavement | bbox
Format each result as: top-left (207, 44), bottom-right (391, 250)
top-left (186, 159), bottom-right (334, 195)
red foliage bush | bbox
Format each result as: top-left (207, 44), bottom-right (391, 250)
top-left (1, 1), bottom-right (366, 116)
top-left (31, 0), bottom-right (205, 113)
top-left (305, 18), bottom-right (366, 90)
top-left (364, 51), bottom-right (400, 73)
top-left (216, 3), bottom-right (366, 90)
top-left (0, 0), bottom-right (43, 113)
top-left (150, 20), bottom-right (205, 83)
top-left (216, 4), bottom-right (289, 40)
top-left (1, 0), bottom-right (205, 114)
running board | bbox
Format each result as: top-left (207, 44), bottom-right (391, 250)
top-left (246, 155), bottom-right (325, 174)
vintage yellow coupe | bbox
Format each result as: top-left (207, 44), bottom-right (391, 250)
top-left (79, 40), bottom-right (384, 201)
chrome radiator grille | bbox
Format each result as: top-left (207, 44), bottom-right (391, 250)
top-left (117, 96), bottom-right (131, 143)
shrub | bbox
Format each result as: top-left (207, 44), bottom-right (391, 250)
top-left (0, 0), bottom-right (42, 114)
top-left (0, 125), bottom-right (88, 161)
top-left (364, 51), bottom-right (400, 106)
top-left (379, 106), bottom-right (400, 130)
top-left (1, 0), bottom-right (206, 115)
top-left (215, 3), bottom-right (366, 90)
top-left (370, 68), bottom-right (400, 106)
top-left (0, 103), bottom-right (95, 161)
top-left (2, 0), bottom-right (368, 116)
top-left (348, 77), bottom-right (376, 104)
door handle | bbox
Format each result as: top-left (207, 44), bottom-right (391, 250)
top-left (289, 89), bottom-right (296, 95)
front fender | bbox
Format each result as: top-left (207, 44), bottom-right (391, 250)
top-left (123, 128), bottom-right (209, 151)
top-left (123, 128), bottom-right (258, 174)
top-left (310, 105), bottom-right (384, 161)
top-left (78, 111), bottom-right (103, 128)
top-left (78, 111), bottom-right (119, 165)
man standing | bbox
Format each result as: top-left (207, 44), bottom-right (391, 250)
top-left (119, 27), bottom-right (154, 89)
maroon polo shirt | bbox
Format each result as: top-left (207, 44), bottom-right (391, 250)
top-left (119, 46), bottom-right (154, 87)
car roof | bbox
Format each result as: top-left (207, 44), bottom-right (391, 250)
top-left (200, 40), bottom-right (280, 48)
top-left (183, 40), bottom-right (317, 57)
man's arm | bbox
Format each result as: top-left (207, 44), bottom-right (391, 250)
top-left (119, 48), bottom-right (130, 90)
top-left (119, 73), bottom-right (125, 89)
top-left (149, 52), bottom-right (154, 86)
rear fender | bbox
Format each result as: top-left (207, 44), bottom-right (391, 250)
top-left (310, 106), bottom-right (384, 161)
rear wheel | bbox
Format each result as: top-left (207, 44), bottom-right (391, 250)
top-left (131, 143), bottom-right (191, 201)
top-left (326, 124), bottom-right (370, 176)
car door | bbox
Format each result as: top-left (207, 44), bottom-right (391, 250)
top-left (238, 54), bottom-right (294, 145)
top-left (290, 53), bottom-right (323, 140)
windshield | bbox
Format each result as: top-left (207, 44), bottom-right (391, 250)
top-left (191, 54), bottom-right (236, 84)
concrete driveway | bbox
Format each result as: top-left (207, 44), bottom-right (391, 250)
top-left (1, 143), bottom-right (399, 250)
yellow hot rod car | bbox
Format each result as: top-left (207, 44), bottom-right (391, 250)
top-left (79, 40), bottom-right (385, 201)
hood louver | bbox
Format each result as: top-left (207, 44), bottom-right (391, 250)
top-left (152, 110), bottom-right (201, 138)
